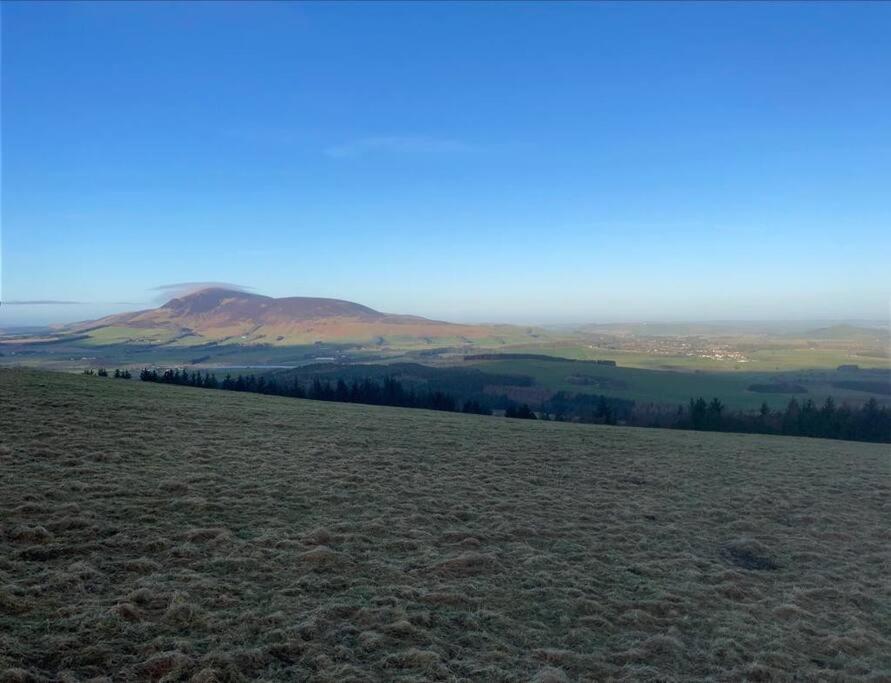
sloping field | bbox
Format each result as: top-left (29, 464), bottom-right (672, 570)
top-left (1, 369), bottom-right (889, 681)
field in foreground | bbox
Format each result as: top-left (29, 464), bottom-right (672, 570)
top-left (1, 370), bottom-right (889, 681)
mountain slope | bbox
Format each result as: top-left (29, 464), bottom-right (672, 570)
top-left (70, 287), bottom-right (533, 347)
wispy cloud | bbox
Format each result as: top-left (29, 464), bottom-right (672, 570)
top-left (149, 282), bottom-right (254, 303)
top-left (3, 299), bottom-right (84, 305)
top-left (325, 135), bottom-right (477, 160)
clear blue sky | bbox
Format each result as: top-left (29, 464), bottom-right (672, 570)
top-left (2, 1), bottom-right (889, 325)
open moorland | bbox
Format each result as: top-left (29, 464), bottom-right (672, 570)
top-left (1, 368), bottom-right (889, 681)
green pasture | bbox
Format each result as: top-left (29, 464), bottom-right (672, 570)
top-left (462, 357), bottom-right (890, 410)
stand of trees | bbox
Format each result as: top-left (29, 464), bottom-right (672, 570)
top-left (542, 391), bottom-right (635, 425)
top-left (505, 404), bottom-right (537, 419)
top-left (137, 368), bottom-right (491, 415)
top-left (83, 368), bottom-right (130, 379)
top-left (97, 367), bottom-right (891, 443)
top-left (633, 396), bottom-right (891, 443)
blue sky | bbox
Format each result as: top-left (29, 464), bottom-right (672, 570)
top-left (2, 1), bottom-right (889, 325)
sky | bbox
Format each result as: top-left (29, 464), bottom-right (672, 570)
top-left (2, 1), bottom-right (890, 326)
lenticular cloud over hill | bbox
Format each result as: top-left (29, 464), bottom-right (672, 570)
top-left (150, 282), bottom-right (254, 304)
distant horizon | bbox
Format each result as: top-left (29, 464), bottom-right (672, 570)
top-left (1, 284), bottom-right (889, 329)
top-left (2, 2), bottom-right (890, 326)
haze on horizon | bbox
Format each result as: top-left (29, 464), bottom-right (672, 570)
top-left (2, 1), bottom-right (889, 327)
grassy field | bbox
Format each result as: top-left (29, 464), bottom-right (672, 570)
top-left (460, 357), bottom-right (891, 411)
top-left (498, 339), bottom-right (890, 372)
top-left (1, 369), bottom-right (889, 681)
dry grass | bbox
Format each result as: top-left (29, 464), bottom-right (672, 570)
top-left (1, 368), bottom-right (889, 681)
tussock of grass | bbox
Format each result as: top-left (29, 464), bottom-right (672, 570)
top-left (300, 526), bottom-right (333, 546)
top-left (422, 551), bottom-right (498, 576)
top-left (296, 545), bottom-right (348, 570)
top-left (0, 589), bottom-right (31, 616)
top-left (722, 537), bottom-right (780, 571)
top-left (7, 526), bottom-right (52, 545)
top-left (183, 527), bottom-right (231, 543)
top-left (531, 666), bottom-right (569, 683)
top-left (1, 368), bottom-right (890, 680)
top-left (0, 668), bottom-right (34, 683)
top-left (109, 601), bottom-right (143, 622)
top-left (137, 651), bottom-right (194, 679)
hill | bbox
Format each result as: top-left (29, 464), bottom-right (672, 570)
top-left (572, 320), bottom-right (891, 339)
top-left (2, 369), bottom-right (889, 680)
top-left (67, 287), bottom-right (536, 347)
top-left (800, 323), bottom-right (890, 341)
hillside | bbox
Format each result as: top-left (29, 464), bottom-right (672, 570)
top-left (67, 287), bottom-right (535, 347)
top-left (800, 323), bottom-right (890, 342)
top-left (2, 369), bottom-right (889, 680)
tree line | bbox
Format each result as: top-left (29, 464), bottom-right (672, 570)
top-left (136, 368), bottom-right (491, 415)
top-left (632, 396), bottom-right (891, 443)
top-left (543, 391), bottom-right (635, 425)
top-left (83, 368), bottom-right (131, 379)
top-left (90, 367), bottom-right (891, 443)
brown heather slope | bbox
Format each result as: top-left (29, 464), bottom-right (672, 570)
top-left (70, 287), bottom-right (525, 345)
top-left (1, 368), bottom-right (890, 681)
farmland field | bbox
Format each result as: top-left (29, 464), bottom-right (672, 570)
top-left (1, 369), bottom-right (890, 681)
top-left (459, 357), bottom-right (891, 411)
